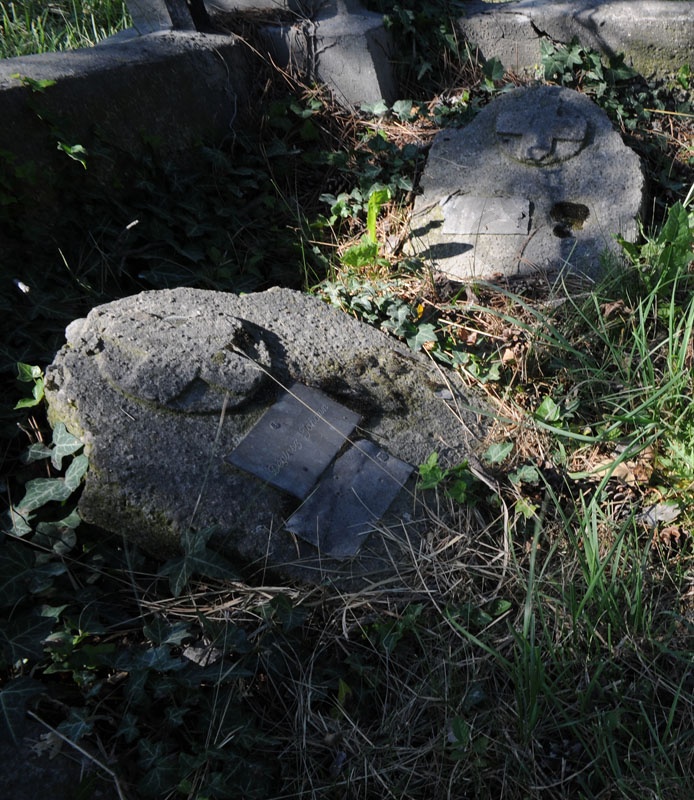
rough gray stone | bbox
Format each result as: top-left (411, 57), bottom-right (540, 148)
top-left (203, 0), bottom-right (396, 107)
top-left (45, 288), bottom-right (487, 586)
top-left (409, 85), bottom-right (645, 281)
top-left (458, 0), bottom-right (694, 82)
top-left (256, 0), bottom-right (396, 107)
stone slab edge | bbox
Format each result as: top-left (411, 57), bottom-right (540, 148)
top-left (0, 31), bottom-right (252, 173)
top-left (459, 0), bottom-right (694, 80)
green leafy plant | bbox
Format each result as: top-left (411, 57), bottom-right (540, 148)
top-left (14, 363), bottom-right (44, 409)
top-left (418, 451), bottom-right (483, 504)
top-left (0, 0), bottom-right (131, 59)
top-left (340, 186), bottom-right (393, 269)
top-left (159, 527), bottom-right (239, 598)
top-left (7, 421), bottom-right (87, 538)
top-left (364, 0), bottom-right (472, 93)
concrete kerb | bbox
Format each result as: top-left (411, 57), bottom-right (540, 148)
top-left (0, 30), bottom-right (252, 177)
top-left (459, 0), bottom-right (694, 80)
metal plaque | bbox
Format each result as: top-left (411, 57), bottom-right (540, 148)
top-left (442, 195), bottom-right (531, 236)
top-left (225, 383), bottom-right (360, 499)
top-left (285, 440), bottom-right (413, 559)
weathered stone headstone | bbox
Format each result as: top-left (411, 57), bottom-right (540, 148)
top-left (45, 288), bottom-right (486, 585)
top-left (409, 85), bottom-right (645, 281)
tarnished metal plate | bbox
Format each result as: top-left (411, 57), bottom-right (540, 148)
top-left (225, 383), bottom-right (360, 499)
top-left (285, 440), bottom-right (413, 559)
top-left (441, 195), bottom-right (531, 236)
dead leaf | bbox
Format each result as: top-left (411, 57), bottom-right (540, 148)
top-left (590, 445), bottom-right (654, 486)
top-left (637, 501), bottom-right (681, 527)
top-left (600, 299), bottom-right (632, 319)
top-left (653, 525), bottom-right (684, 548)
top-left (501, 347), bottom-right (516, 365)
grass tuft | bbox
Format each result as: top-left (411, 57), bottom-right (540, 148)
top-left (0, 0), bottom-right (131, 59)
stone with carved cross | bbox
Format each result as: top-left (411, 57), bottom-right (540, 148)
top-left (496, 90), bottom-right (588, 165)
top-left (408, 85), bottom-right (645, 282)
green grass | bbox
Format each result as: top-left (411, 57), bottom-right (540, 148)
top-left (1, 8), bottom-right (693, 800)
top-left (0, 0), bottom-right (131, 59)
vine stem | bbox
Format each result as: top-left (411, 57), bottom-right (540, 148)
top-left (26, 710), bottom-right (129, 800)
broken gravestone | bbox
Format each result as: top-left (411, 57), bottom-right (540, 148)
top-left (44, 287), bottom-right (487, 586)
top-left (409, 84), bottom-right (645, 281)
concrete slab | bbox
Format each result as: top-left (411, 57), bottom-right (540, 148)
top-left (0, 31), bottom-right (252, 174)
top-left (409, 85), bottom-right (645, 281)
top-left (459, 0), bottom-right (694, 80)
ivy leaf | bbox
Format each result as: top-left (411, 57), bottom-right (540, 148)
top-left (117, 712), bottom-right (140, 743)
top-left (5, 507), bottom-right (32, 537)
top-left (0, 613), bottom-right (55, 665)
top-left (16, 363), bottom-right (42, 382)
top-left (406, 322), bottom-right (438, 352)
top-left (143, 617), bottom-right (193, 646)
top-left (0, 677), bottom-right (44, 744)
top-left (64, 454), bottom-right (89, 491)
top-left (136, 739), bottom-right (180, 798)
top-left (28, 561), bottom-right (67, 594)
top-left (510, 464), bottom-right (541, 486)
top-left (392, 99), bottom-right (415, 121)
top-left (360, 99), bottom-right (389, 117)
top-left (15, 361), bottom-right (44, 409)
top-left (269, 594), bottom-right (308, 633)
top-left (57, 708), bottom-right (93, 742)
top-left (22, 443), bottom-right (53, 463)
top-left (483, 441), bottom-right (514, 465)
top-left (50, 423), bottom-right (83, 470)
top-left (160, 548), bottom-right (239, 598)
top-left (169, 529), bottom-right (239, 591)
top-left (535, 396), bottom-right (562, 423)
top-left (483, 57), bottom-right (505, 83)
top-left (14, 376), bottom-right (44, 409)
top-left (17, 477), bottom-right (73, 514)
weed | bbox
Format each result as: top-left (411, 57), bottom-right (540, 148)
top-left (364, 0), bottom-right (473, 94)
top-left (0, 0), bottom-right (131, 59)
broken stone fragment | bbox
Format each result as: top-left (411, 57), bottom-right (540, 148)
top-left (409, 85), bottom-right (645, 281)
top-left (45, 287), bottom-right (487, 586)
